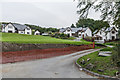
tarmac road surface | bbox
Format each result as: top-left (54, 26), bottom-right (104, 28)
top-left (2, 49), bottom-right (100, 78)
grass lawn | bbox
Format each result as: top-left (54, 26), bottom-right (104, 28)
top-left (1, 33), bottom-right (92, 45)
top-left (105, 42), bottom-right (118, 46)
top-left (100, 47), bottom-right (113, 51)
top-left (77, 51), bottom-right (117, 76)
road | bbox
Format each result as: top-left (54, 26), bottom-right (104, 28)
top-left (2, 49), bottom-right (100, 78)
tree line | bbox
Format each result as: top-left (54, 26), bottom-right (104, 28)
top-left (70, 18), bottom-right (110, 32)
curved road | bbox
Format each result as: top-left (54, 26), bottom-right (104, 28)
top-left (2, 49), bottom-right (100, 78)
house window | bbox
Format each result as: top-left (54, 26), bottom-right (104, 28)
top-left (21, 32), bottom-right (24, 34)
top-left (100, 37), bottom-right (102, 40)
top-left (36, 33), bottom-right (39, 35)
top-left (67, 30), bottom-right (70, 32)
top-left (8, 26), bottom-right (13, 29)
top-left (8, 31), bottom-right (12, 33)
top-left (27, 32), bottom-right (29, 34)
top-left (112, 31), bottom-right (115, 34)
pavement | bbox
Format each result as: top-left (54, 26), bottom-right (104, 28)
top-left (2, 49), bottom-right (100, 78)
top-left (106, 45), bottom-right (114, 48)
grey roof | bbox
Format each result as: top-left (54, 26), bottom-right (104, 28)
top-left (1, 24), bottom-right (7, 28)
top-left (105, 27), bottom-right (114, 32)
top-left (82, 28), bottom-right (87, 31)
top-left (2, 23), bottom-right (29, 31)
top-left (71, 27), bottom-right (83, 32)
top-left (60, 27), bottom-right (87, 33)
top-left (93, 30), bottom-right (98, 34)
top-left (59, 28), bottom-right (65, 32)
top-left (12, 23), bottom-right (28, 30)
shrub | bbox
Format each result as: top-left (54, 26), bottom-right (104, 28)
top-left (84, 36), bottom-right (94, 42)
top-left (50, 33), bottom-right (69, 39)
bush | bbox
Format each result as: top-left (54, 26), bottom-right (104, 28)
top-left (50, 33), bottom-right (69, 39)
top-left (67, 37), bottom-right (76, 40)
top-left (84, 36), bottom-right (94, 42)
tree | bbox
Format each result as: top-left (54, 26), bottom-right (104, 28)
top-left (77, 0), bottom-right (120, 77)
top-left (70, 24), bottom-right (76, 28)
top-left (76, 18), bottom-right (110, 32)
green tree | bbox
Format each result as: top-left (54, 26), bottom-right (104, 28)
top-left (76, 18), bottom-right (110, 32)
top-left (77, 0), bottom-right (120, 77)
top-left (70, 24), bottom-right (76, 28)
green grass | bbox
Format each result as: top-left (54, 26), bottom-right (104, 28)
top-left (77, 51), bottom-right (117, 76)
top-left (100, 47), bottom-right (113, 51)
top-left (105, 42), bottom-right (117, 46)
top-left (1, 33), bottom-right (92, 45)
top-left (81, 38), bottom-right (92, 43)
top-left (67, 37), bottom-right (76, 40)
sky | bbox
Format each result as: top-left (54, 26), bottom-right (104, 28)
top-left (1, 0), bottom-right (101, 28)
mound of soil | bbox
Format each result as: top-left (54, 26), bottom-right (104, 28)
top-left (1, 42), bottom-right (78, 52)
top-left (1, 44), bottom-right (93, 64)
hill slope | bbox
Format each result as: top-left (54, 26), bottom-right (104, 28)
top-left (1, 33), bottom-right (92, 45)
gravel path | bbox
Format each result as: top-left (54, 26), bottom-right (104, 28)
top-left (2, 49), bottom-right (100, 78)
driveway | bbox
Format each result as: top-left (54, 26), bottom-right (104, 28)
top-left (2, 49), bottom-right (100, 78)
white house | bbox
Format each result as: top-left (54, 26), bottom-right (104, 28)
top-left (34, 30), bottom-right (40, 35)
top-left (60, 27), bottom-right (92, 38)
top-left (1, 22), bottom-right (32, 35)
top-left (93, 26), bottom-right (118, 42)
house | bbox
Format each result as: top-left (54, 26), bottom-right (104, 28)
top-left (59, 27), bottom-right (92, 38)
top-left (1, 22), bottom-right (32, 35)
top-left (34, 30), bottom-right (40, 35)
top-left (93, 26), bottom-right (118, 42)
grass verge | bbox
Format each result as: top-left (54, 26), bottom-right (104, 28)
top-left (77, 51), bottom-right (117, 76)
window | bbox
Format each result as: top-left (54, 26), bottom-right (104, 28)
top-left (8, 31), bottom-right (12, 33)
top-left (27, 32), bottom-right (29, 34)
top-left (100, 37), bottom-right (102, 40)
top-left (112, 31), bottom-right (115, 34)
top-left (67, 30), bottom-right (70, 32)
top-left (21, 32), bottom-right (24, 33)
top-left (79, 34), bottom-right (81, 36)
top-left (8, 26), bottom-right (13, 29)
top-left (36, 33), bottom-right (39, 35)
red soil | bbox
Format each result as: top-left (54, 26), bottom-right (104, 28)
top-left (1, 44), bottom-right (93, 64)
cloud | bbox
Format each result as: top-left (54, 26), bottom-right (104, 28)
top-left (1, 1), bottom-right (100, 28)
top-left (1, 0), bottom-right (75, 2)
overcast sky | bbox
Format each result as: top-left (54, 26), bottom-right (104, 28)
top-left (1, 0), bottom-right (101, 28)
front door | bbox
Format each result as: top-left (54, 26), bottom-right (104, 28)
top-left (112, 36), bottom-right (115, 40)
top-left (82, 34), bottom-right (84, 39)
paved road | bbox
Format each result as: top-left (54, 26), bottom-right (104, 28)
top-left (2, 49), bottom-right (100, 78)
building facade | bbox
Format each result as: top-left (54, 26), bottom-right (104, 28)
top-left (60, 27), bottom-right (92, 38)
top-left (1, 22), bottom-right (32, 35)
